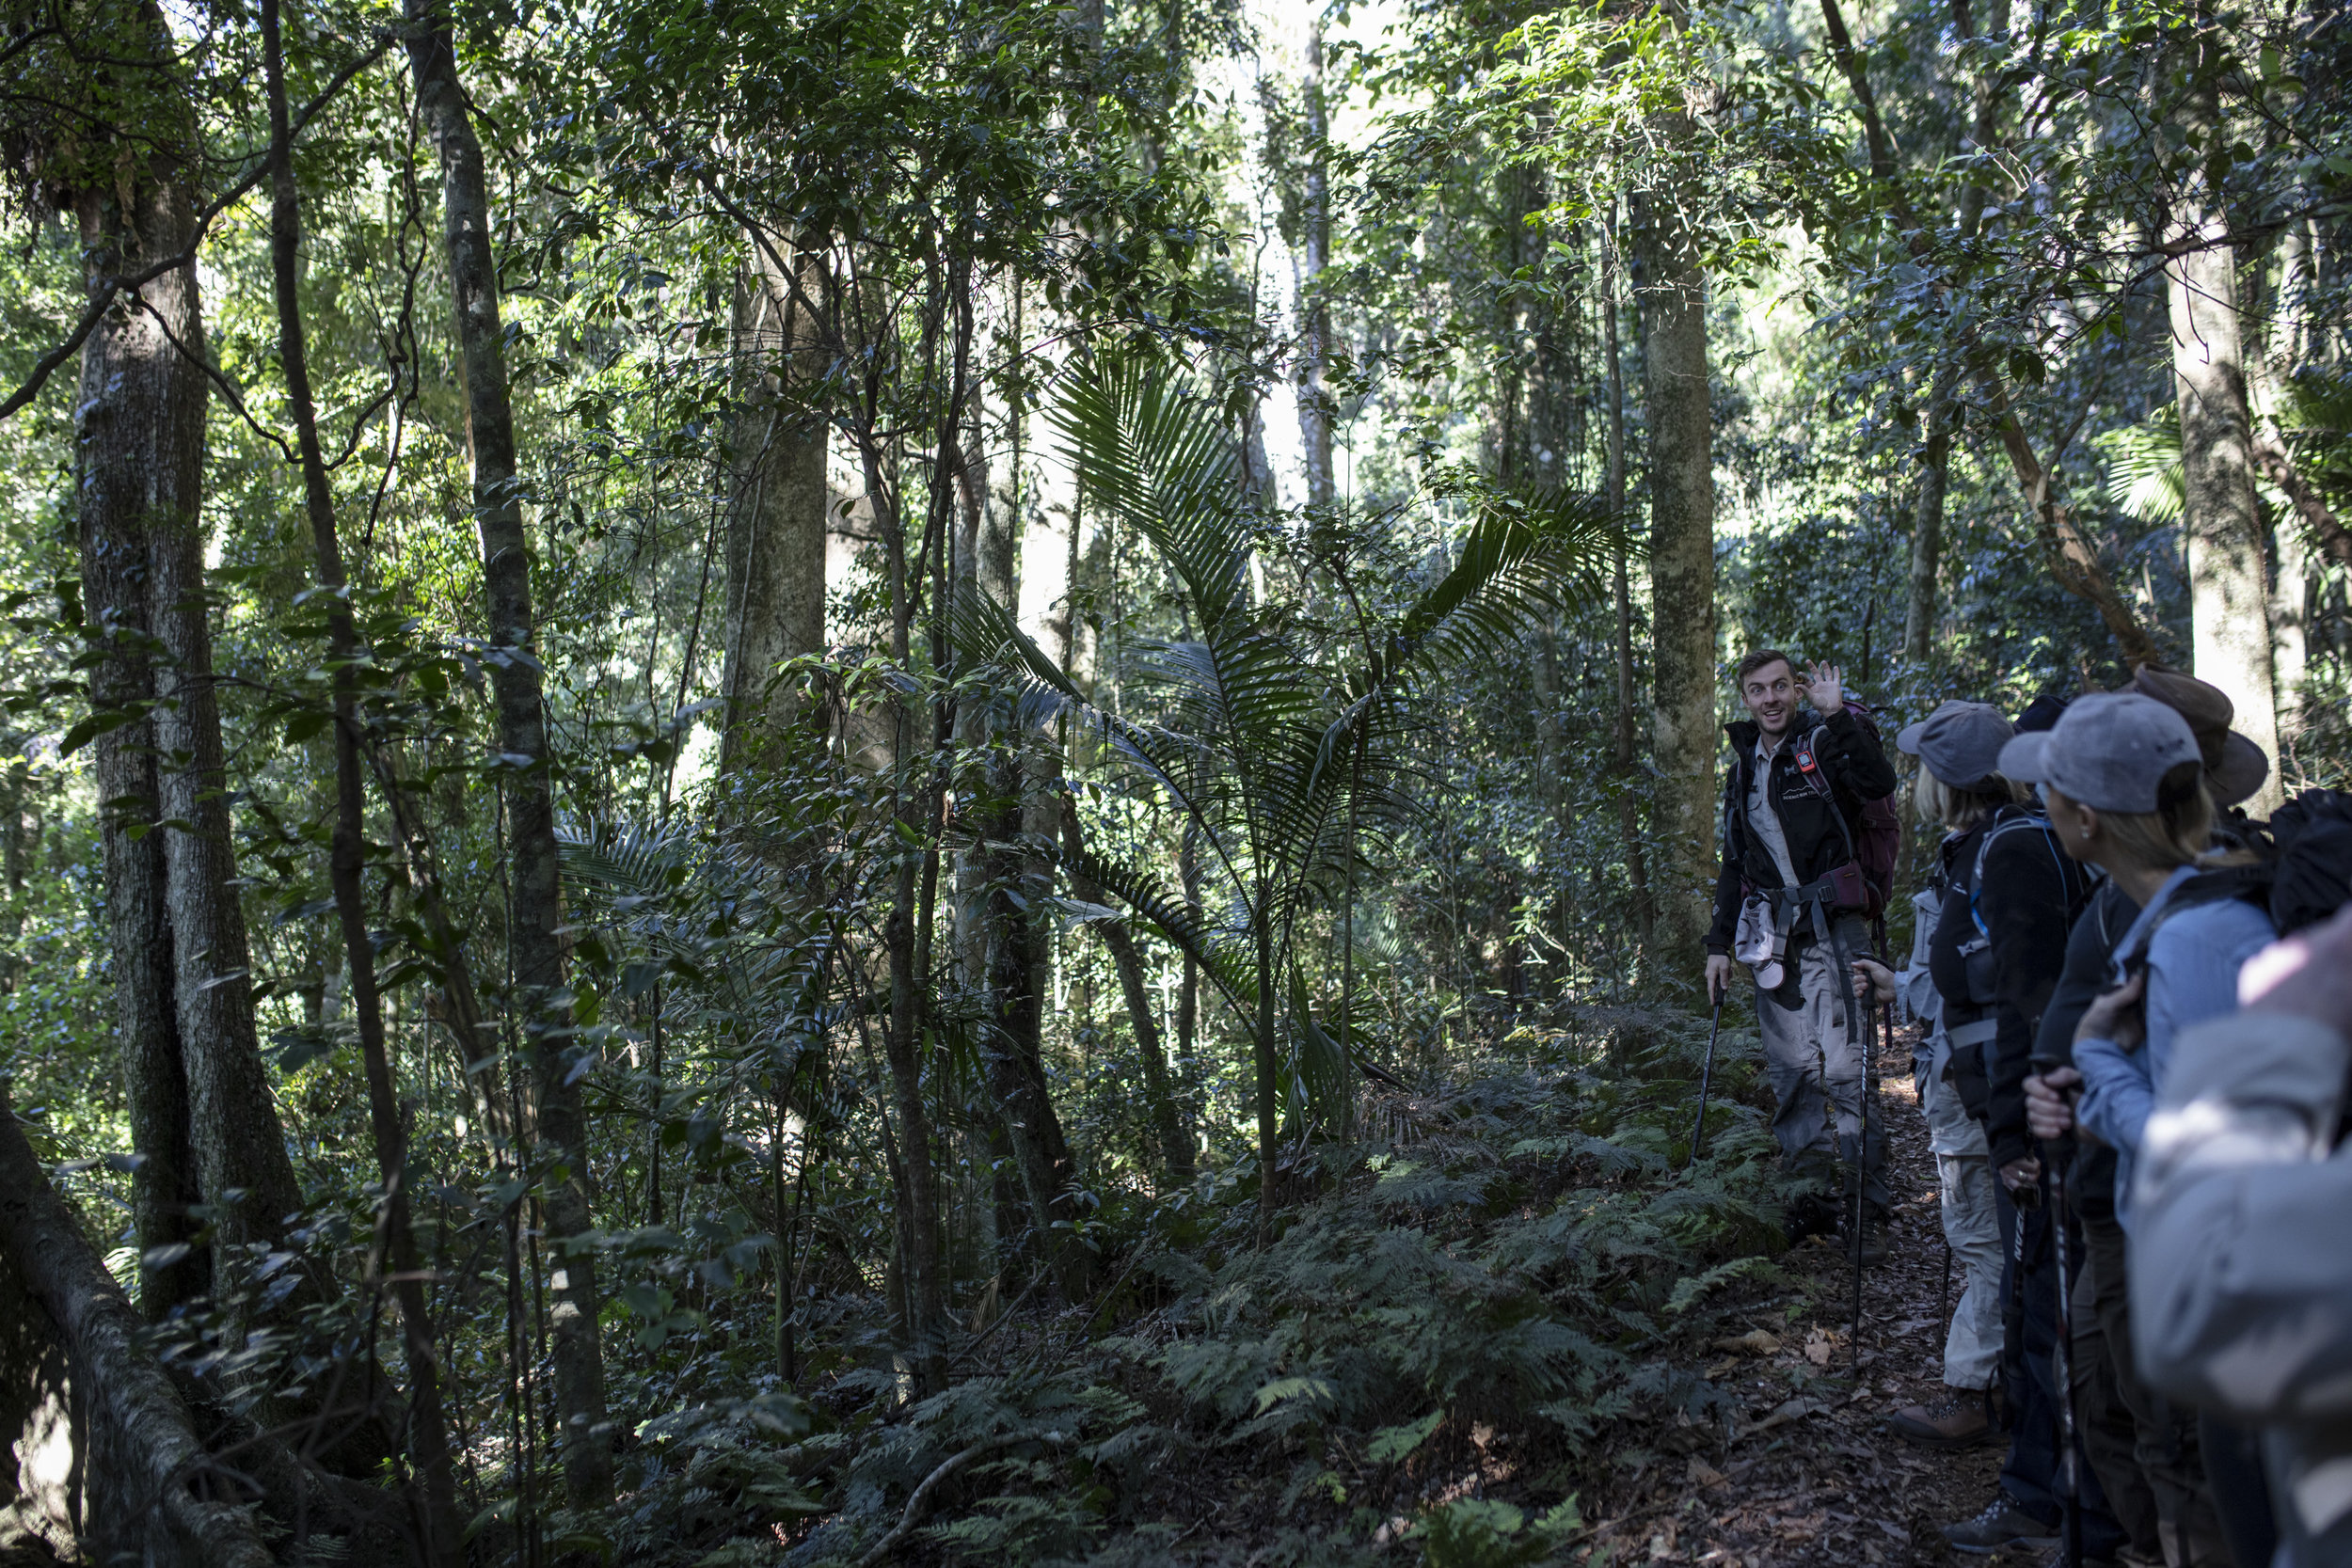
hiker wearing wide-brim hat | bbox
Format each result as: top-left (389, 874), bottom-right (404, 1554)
top-left (1878, 699), bottom-right (2122, 1553)
top-left (2019, 678), bottom-right (2285, 1565)
top-left (2010, 691), bottom-right (2269, 1566)
top-left (2126, 665), bottom-right (2269, 811)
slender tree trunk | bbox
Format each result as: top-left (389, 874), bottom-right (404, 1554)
top-left (2169, 50), bottom-right (2282, 813)
top-left (1633, 188), bottom-right (1718, 967)
top-left (1602, 212), bottom-right (1651, 950)
top-left (862, 285), bottom-right (951, 1385)
top-left (1823, 0), bottom-right (2156, 667)
top-left (1295, 18), bottom-right (1334, 510)
top-left (721, 233), bottom-right (830, 772)
top-left (262, 7), bottom-right (463, 1556)
top-left (1253, 902), bottom-right (1279, 1223)
top-left (977, 742), bottom-right (1092, 1293)
top-left (1059, 798), bottom-right (1191, 1182)
top-left (1177, 824), bottom-right (1200, 1091)
top-left (1903, 371), bottom-right (1958, 669)
top-left (403, 2), bottom-right (611, 1504)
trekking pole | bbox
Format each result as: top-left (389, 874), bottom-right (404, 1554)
top-left (1939, 1238), bottom-right (1952, 1331)
top-left (1685, 992), bottom-right (1725, 1170)
top-left (1820, 914), bottom-right (1871, 1357)
top-left (1851, 965), bottom-right (1872, 1342)
top-left (2048, 1144), bottom-right (2085, 1566)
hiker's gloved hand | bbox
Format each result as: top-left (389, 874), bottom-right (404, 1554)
top-left (1801, 661), bottom-right (1844, 718)
top-left (1706, 954), bottom-right (1735, 1005)
top-left (1850, 957), bottom-right (1894, 1004)
top-left (2242, 903), bottom-right (2352, 1032)
top-left (2075, 970), bottom-right (2147, 1052)
top-left (2026, 1066), bottom-right (2080, 1140)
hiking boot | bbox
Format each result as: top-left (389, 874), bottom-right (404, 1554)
top-left (1781, 1195), bottom-right (1836, 1244)
top-left (1843, 1220), bottom-right (1888, 1266)
top-left (1887, 1389), bottom-right (1995, 1449)
top-left (1941, 1497), bottom-right (2060, 1554)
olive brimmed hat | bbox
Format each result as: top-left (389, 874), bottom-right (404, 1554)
top-left (2127, 665), bottom-right (2270, 809)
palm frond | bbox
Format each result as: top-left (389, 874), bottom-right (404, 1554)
top-left (1048, 356), bottom-right (1254, 638)
top-left (2093, 412), bottom-right (2185, 525)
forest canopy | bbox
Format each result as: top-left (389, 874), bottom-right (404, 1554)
top-left (0, 0), bottom-right (2344, 1560)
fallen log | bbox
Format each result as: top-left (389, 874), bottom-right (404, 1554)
top-left (0, 1084), bottom-right (277, 1568)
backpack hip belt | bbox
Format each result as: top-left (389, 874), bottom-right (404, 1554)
top-left (1765, 872), bottom-right (1862, 945)
top-left (1946, 1018), bottom-right (1998, 1048)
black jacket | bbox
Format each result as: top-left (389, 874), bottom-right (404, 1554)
top-left (2031, 879), bottom-right (2139, 1223)
top-left (1705, 707), bottom-right (1898, 954)
top-left (1930, 804), bottom-right (2097, 1169)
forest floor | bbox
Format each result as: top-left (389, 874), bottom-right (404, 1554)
top-left (1553, 1025), bottom-right (2026, 1567)
top-left (1067, 1018), bottom-right (2042, 1568)
top-left (717, 1015), bottom-right (2058, 1568)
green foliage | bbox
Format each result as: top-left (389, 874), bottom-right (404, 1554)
top-left (1416, 1497), bottom-right (1583, 1568)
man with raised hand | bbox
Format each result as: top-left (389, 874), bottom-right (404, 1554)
top-left (1704, 651), bottom-right (1898, 1251)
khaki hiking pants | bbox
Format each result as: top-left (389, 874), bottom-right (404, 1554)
top-left (1920, 1062), bottom-right (2004, 1389)
top-left (1754, 914), bottom-right (1889, 1215)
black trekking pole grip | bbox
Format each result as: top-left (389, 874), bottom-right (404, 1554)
top-left (1686, 993), bottom-right (1725, 1170)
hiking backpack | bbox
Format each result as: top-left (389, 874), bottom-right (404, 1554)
top-left (1788, 697), bottom-right (1904, 916)
top-left (2135, 789), bottom-right (2352, 954)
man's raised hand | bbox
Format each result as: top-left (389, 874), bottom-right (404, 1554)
top-left (1801, 661), bottom-right (1844, 717)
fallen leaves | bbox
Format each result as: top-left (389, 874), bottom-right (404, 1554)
top-left (1710, 1328), bottom-right (1784, 1357)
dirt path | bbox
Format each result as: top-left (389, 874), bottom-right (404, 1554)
top-left (1575, 1025), bottom-right (2044, 1567)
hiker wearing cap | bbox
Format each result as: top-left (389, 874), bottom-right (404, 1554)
top-left (2011, 692), bottom-right (2268, 1568)
top-left (1850, 701), bottom-right (2039, 1455)
top-left (1857, 702), bottom-right (2122, 1558)
top-left (1703, 651), bottom-right (1898, 1248)
top-left (2028, 671), bottom-right (2277, 1568)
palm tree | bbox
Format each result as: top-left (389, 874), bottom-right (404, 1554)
top-left (966, 356), bottom-right (1627, 1216)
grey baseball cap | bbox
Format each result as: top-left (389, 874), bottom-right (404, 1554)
top-left (1897, 700), bottom-right (2014, 791)
top-left (1996, 692), bottom-right (2201, 813)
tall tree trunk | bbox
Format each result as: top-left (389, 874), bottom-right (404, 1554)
top-left (72, 0), bottom-right (300, 1299)
top-left (0, 1080), bottom-right (277, 1568)
top-left (1602, 212), bottom-right (1652, 951)
top-left (404, 3), bottom-right (612, 1504)
top-left (721, 233), bottom-right (831, 772)
top-left (980, 746), bottom-right (1093, 1294)
top-left (2258, 236), bottom-right (2309, 747)
top-left (262, 5), bottom-right (463, 1556)
top-left (1295, 18), bottom-right (1334, 509)
top-left (1634, 189), bottom-right (1718, 967)
top-left (72, 176), bottom-right (205, 1319)
top-left (2169, 48), bottom-right (2282, 813)
top-left (1902, 0), bottom-right (2002, 674)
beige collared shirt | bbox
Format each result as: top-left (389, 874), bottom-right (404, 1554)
top-left (1748, 735), bottom-right (1801, 889)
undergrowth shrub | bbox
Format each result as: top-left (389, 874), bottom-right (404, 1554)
top-left (702, 1006), bottom-right (1804, 1566)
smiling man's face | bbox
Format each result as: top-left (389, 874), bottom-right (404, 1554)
top-left (1740, 659), bottom-right (1798, 740)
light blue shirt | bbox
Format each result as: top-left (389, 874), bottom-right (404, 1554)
top-left (2074, 864), bottom-right (2276, 1231)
